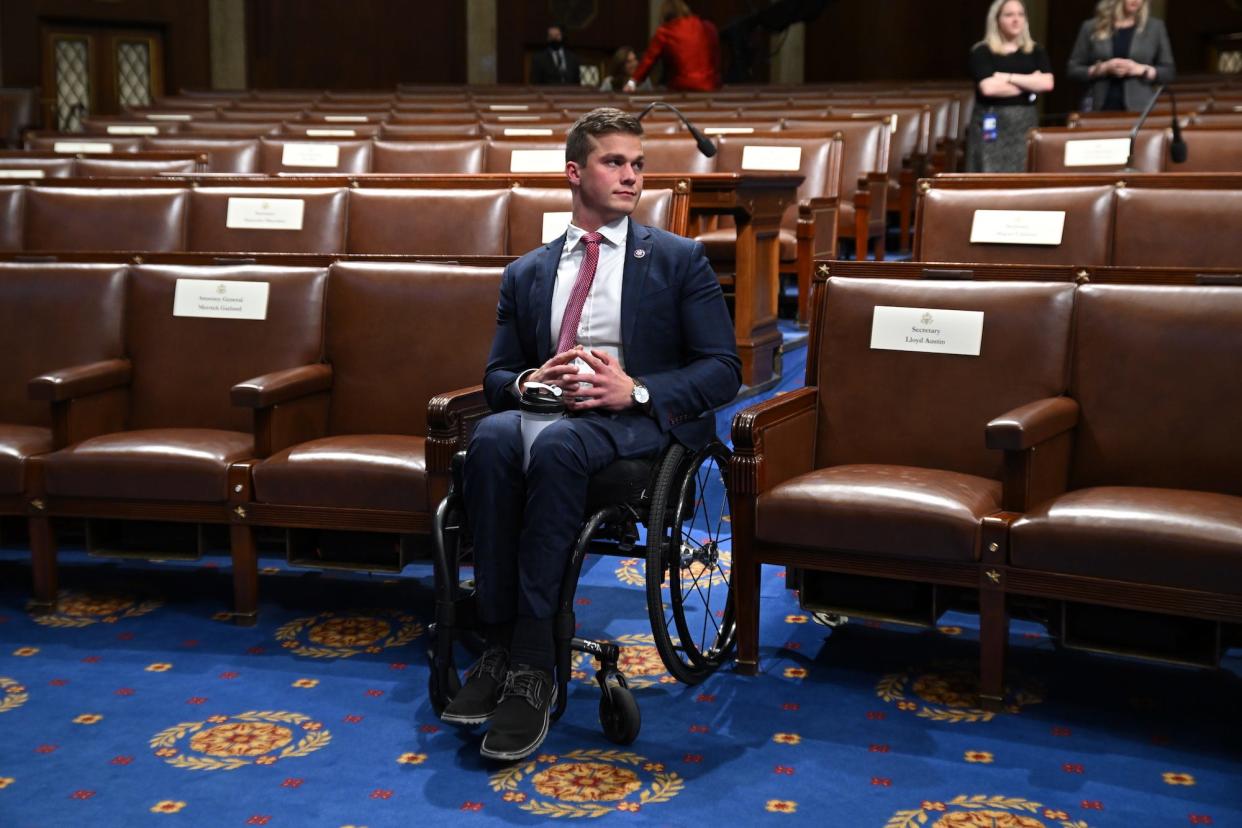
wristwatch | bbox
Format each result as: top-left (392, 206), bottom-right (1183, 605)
top-left (631, 380), bottom-right (651, 411)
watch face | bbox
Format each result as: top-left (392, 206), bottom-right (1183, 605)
top-left (633, 384), bottom-right (649, 404)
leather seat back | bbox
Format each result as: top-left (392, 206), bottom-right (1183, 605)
top-left (0, 186), bottom-right (24, 250)
top-left (75, 157), bottom-right (199, 177)
top-left (1176, 127), bottom-right (1242, 172)
top-left (25, 187), bottom-right (188, 252)
top-left (346, 188), bottom-right (510, 254)
top-left (125, 264), bottom-right (328, 432)
top-left (257, 137), bottom-right (373, 174)
top-left (1113, 187), bottom-right (1242, 268)
top-left (144, 137), bottom-right (261, 173)
top-left (716, 133), bottom-right (844, 230)
top-left (484, 138), bottom-right (564, 173)
top-left (1069, 284), bottom-right (1242, 495)
top-left (324, 262), bottom-right (504, 436)
top-left (916, 185), bottom-right (1114, 265)
top-left (0, 157), bottom-right (74, 178)
top-left (1027, 128), bottom-right (1167, 173)
top-left (371, 139), bottom-right (486, 173)
top-left (813, 277), bottom-right (1075, 479)
top-left (0, 263), bottom-right (127, 425)
top-left (640, 135), bottom-right (718, 175)
top-left (506, 187), bottom-right (674, 254)
top-left (187, 187), bottom-right (348, 254)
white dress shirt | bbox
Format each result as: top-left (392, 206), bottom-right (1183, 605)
top-left (551, 215), bottom-right (628, 370)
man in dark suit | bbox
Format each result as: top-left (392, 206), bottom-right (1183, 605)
top-left (530, 24), bottom-right (582, 85)
top-left (440, 108), bottom-right (741, 761)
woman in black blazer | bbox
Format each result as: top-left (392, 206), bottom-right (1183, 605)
top-left (1067, 0), bottom-right (1175, 111)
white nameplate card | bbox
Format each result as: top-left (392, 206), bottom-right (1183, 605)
top-left (741, 145), bottom-right (802, 171)
top-left (489, 104), bottom-right (529, 111)
top-left (281, 142), bottom-right (340, 167)
top-left (0, 169), bottom-right (44, 178)
top-left (107, 124), bottom-right (158, 135)
top-left (173, 279), bottom-right (270, 320)
top-left (53, 141), bottom-right (112, 154)
top-left (705, 126), bottom-right (754, 135)
top-left (509, 149), bottom-right (565, 172)
top-left (970, 209), bottom-right (1065, 245)
top-left (323, 115), bottom-right (368, 122)
top-left (306, 128), bottom-right (356, 136)
top-left (1063, 137), bottom-right (1129, 167)
top-left (541, 212), bottom-right (572, 243)
top-left (225, 197), bottom-right (306, 231)
top-left (870, 306), bottom-right (985, 357)
top-left (497, 115), bottom-right (539, 121)
top-left (147, 113), bottom-right (192, 121)
top-left (505, 128), bottom-right (553, 136)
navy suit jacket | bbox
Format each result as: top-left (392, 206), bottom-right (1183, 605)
top-left (482, 220), bottom-right (742, 451)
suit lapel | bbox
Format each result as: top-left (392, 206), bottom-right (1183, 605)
top-left (621, 221), bottom-right (654, 349)
top-left (534, 235), bottom-right (565, 364)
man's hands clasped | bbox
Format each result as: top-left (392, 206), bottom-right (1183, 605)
top-left (523, 347), bottom-right (637, 412)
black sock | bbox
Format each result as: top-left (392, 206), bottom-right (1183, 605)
top-left (483, 622), bottom-right (513, 652)
top-left (509, 616), bottom-right (555, 674)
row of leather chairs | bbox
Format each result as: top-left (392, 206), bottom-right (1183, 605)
top-left (731, 272), bottom-right (1242, 706)
top-left (1026, 127), bottom-right (1242, 173)
top-left (914, 173), bottom-right (1242, 269)
top-left (0, 181), bottom-right (677, 256)
top-left (1, 259), bottom-right (504, 622)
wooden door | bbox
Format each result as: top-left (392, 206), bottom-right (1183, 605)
top-left (41, 24), bottom-right (165, 131)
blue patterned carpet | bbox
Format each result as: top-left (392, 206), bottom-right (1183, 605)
top-left (1, 337), bottom-right (1240, 827)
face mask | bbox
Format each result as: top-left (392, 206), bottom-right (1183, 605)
top-left (548, 39), bottom-right (564, 50)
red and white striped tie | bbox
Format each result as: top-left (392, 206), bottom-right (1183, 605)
top-left (556, 231), bottom-right (604, 354)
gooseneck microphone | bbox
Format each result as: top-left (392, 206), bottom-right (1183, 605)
top-left (637, 101), bottom-right (717, 158)
top-left (1124, 84), bottom-right (1188, 170)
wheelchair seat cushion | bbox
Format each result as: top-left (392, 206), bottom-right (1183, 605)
top-left (584, 456), bottom-right (659, 515)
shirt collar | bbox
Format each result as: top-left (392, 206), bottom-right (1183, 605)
top-left (565, 216), bottom-right (629, 251)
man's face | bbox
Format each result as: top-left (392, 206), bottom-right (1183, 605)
top-left (547, 26), bottom-right (563, 44)
top-left (568, 132), bottom-right (644, 225)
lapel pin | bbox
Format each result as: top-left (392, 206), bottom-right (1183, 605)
top-left (633, 248), bottom-right (647, 258)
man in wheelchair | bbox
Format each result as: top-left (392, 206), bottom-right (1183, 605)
top-left (440, 107), bottom-right (741, 761)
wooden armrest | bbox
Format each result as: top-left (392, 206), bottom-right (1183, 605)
top-left (797, 196), bottom-right (840, 257)
top-left (29, 358), bottom-right (131, 402)
top-left (731, 386), bottom-right (818, 496)
top-left (231, 363), bottom-right (332, 409)
top-left (426, 385), bottom-right (491, 474)
top-left (986, 397), bottom-right (1079, 451)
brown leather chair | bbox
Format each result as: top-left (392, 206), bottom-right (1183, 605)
top-left (1026, 128), bottom-right (1168, 173)
top-left (79, 117), bottom-right (182, 136)
top-left (0, 155), bottom-right (74, 178)
top-left (187, 187), bottom-right (348, 254)
top-left (144, 137), bottom-right (261, 173)
top-left (0, 264), bottom-right (126, 566)
top-left (0, 186), bottom-right (23, 250)
top-left (27, 264), bottom-right (329, 618)
top-left (1176, 127), bottom-right (1242, 172)
top-left (639, 135), bottom-right (718, 175)
top-left (229, 261), bottom-right (505, 617)
top-left (257, 137), bottom-right (373, 174)
top-left (506, 187), bottom-right (675, 254)
top-left (346, 188), bottom-right (510, 254)
top-left (379, 122), bottom-right (482, 139)
top-left (1112, 187), bottom-right (1242, 268)
top-left (915, 184), bottom-right (1114, 266)
top-left (1004, 284), bottom-right (1242, 651)
top-left (281, 122), bottom-right (382, 139)
top-left (24, 187), bottom-right (189, 252)
top-left (25, 135), bottom-right (145, 153)
top-left (371, 139), bottom-right (487, 173)
top-left (182, 121), bottom-right (283, 137)
top-left (477, 122), bottom-right (575, 138)
top-left (732, 276), bottom-right (1076, 707)
top-left (484, 138), bottom-right (565, 173)
top-left (75, 157), bottom-right (199, 177)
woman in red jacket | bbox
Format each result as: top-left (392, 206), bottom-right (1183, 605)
top-left (624, 0), bottom-right (720, 92)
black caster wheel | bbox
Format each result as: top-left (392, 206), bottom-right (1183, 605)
top-left (598, 673), bottom-right (640, 745)
top-left (645, 441), bottom-right (737, 685)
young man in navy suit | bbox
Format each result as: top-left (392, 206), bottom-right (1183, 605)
top-left (441, 108), bottom-right (741, 761)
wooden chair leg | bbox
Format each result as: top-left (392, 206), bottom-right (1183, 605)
top-left (732, 518), bottom-right (763, 675)
top-left (978, 586), bottom-right (1008, 711)
top-left (229, 523), bottom-right (259, 626)
top-left (872, 231), bottom-right (885, 262)
top-left (29, 514), bottom-right (58, 613)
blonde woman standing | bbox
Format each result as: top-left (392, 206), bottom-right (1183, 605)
top-left (966, 0), bottom-right (1054, 172)
top-left (1067, 0), bottom-right (1175, 111)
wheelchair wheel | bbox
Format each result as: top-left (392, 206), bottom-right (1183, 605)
top-left (644, 441), bottom-right (737, 685)
top-left (598, 673), bottom-right (641, 745)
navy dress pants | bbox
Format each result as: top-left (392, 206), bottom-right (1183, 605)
top-left (463, 409), bottom-right (667, 637)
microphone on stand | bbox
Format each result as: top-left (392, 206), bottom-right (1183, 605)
top-left (637, 101), bottom-right (717, 158)
top-left (1124, 84), bottom-right (1188, 171)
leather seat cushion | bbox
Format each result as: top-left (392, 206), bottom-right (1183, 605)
top-left (0, 424), bottom-right (53, 495)
top-left (695, 227), bottom-right (797, 262)
top-left (1011, 486), bottom-right (1242, 594)
top-left (42, 429), bottom-right (253, 502)
top-left (252, 435), bottom-right (428, 512)
top-left (756, 464), bottom-right (1002, 562)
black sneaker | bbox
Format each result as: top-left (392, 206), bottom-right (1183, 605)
top-left (440, 646), bottom-right (508, 726)
top-left (479, 666), bottom-right (556, 762)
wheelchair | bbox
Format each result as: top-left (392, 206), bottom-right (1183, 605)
top-left (426, 439), bottom-right (736, 746)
